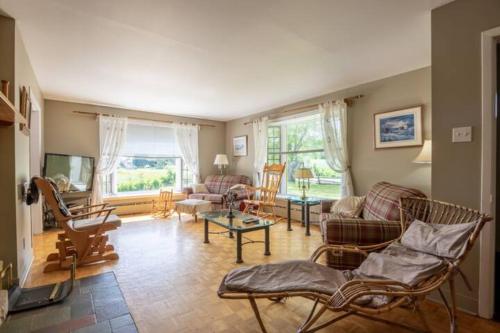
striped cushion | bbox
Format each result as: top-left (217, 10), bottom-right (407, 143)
top-left (362, 182), bottom-right (426, 221)
top-left (321, 218), bottom-right (402, 270)
top-left (322, 219), bottom-right (402, 246)
top-left (203, 175), bottom-right (252, 195)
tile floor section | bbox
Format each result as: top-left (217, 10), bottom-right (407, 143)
top-left (0, 272), bottom-right (137, 333)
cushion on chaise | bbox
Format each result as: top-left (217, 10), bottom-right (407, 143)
top-left (224, 260), bottom-right (349, 295)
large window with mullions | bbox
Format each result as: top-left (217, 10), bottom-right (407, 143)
top-left (267, 113), bottom-right (341, 198)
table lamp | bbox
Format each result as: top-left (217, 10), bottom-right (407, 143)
top-left (214, 154), bottom-right (229, 174)
top-left (294, 167), bottom-right (314, 200)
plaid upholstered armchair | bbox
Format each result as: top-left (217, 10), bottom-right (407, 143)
top-left (320, 181), bottom-right (426, 270)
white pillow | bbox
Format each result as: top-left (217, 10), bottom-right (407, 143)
top-left (401, 219), bottom-right (476, 259)
top-left (193, 184), bottom-right (209, 193)
top-left (330, 196), bottom-right (365, 218)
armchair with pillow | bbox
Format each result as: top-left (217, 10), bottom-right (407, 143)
top-left (182, 174), bottom-right (252, 209)
top-left (320, 181), bottom-right (426, 270)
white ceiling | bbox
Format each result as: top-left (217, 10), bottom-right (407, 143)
top-left (0, 0), bottom-right (452, 121)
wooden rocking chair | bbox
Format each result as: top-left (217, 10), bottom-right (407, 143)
top-left (242, 163), bottom-right (285, 220)
top-left (34, 177), bottom-right (122, 273)
top-left (218, 197), bottom-right (492, 333)
top-left (152, 188), bottom-right (174, 218)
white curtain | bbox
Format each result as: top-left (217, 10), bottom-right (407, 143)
top-left (91, 115), bottom-right (128, 204)
top-left (320, 100), bottom-right (354, 197)
top-left (252, 117), bottom-right (268, 186)
top-left (175, 124), bottom-right (200, 184)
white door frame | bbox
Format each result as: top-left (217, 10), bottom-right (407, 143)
top-left (29, 98), bottom-right (43, 235)
top-left (479, 26), bottom-right (500, 319)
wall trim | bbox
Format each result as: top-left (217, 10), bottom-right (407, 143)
top-left (479, 25), bottom-right (500, 319)
top-left (19, 254), bottom-right (33, 287)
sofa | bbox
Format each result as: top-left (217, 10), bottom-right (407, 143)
top-left (183, 174), bottom-right (252, 209)
top-left (320, 181), bottom-right (426, 270)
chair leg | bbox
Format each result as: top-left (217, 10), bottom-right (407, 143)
top-left (415, 302), bottom-right (432, 333)
top-left (438, 282), bottom-right (457, 333)
top-left (249, 297), bottom-right (268, 333)
top-left (448, 277), bottom-right (458, 333)
top-left (297, 303), bottom-right (328, 333)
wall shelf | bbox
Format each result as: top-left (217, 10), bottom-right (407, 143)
top-left (0, 91), bottom-right (26, 127)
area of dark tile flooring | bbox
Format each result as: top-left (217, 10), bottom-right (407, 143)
top-left (0, 272), bottom-right (137, 333)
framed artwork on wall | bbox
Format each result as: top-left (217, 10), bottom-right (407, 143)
top-left (233, 135), bottom-right (248, 156)
top-left (374, 105), bottom-right (423, 149)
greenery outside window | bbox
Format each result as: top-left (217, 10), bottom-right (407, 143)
top-left (267, 113), bottom-right (340, 198)
top-left (103, 121), bottom-right (192, 196)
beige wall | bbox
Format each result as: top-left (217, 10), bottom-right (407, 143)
top-left (225, 67), bottom-right (432, 196)
top-left (13, 25), bottom-right (44, 281)
top-left (432, 0), bottom-right (500, 313)
top-left (0, 15), bottom-right (17, 277)
top-left (0, 15), bottom-right (44, 281)
top-left (44, 100), bottom-right (226, 180)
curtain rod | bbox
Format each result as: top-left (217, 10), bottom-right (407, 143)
top-left (243, 94), bottom-right (364, 125)
top-left (72, 110), bottom-right (216, 128)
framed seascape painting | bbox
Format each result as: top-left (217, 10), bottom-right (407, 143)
top-left (233, 135), bottom-right (248, 156)
top-left (374, 106), bottom-right (423, 149)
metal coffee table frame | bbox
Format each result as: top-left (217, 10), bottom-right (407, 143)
top-left (200, 210), bottom-right (274, 264)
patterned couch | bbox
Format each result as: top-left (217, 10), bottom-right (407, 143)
top-left (320, 181), bottom-right (426, 270)
top-left (182, 175), bottom-right (252, 209)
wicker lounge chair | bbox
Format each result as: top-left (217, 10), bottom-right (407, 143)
top-left (218, 197), bottom-right (492, 333)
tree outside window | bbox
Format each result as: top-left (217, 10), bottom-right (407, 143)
top-left (267, 114), bottom-right (341, 198)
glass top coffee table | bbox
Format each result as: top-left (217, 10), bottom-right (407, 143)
top-left (198, 210), bottom-right (275, 263)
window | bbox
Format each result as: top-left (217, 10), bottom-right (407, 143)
top-left (267, 126), bottom-right (281, 164)
top-left (104, 121), bottom-right (192, 196)
top-left (267, 113), bottom-right (341, 198)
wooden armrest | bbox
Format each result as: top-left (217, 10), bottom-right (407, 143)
top-left (309, 244), bottom-right (369, 263)
top-left (72, 208), bottom-right (114, 222)
top-left (70, 203), bottom-right (108, 212)
top-left (328, 279), bottom-right (413, 309)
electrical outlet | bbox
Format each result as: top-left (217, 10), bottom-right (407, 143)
top-left (452, 126), bottom-right (472, 143)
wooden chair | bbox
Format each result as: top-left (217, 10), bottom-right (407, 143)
top-left (152, 188), bottom-right (174, 218)
top-left (33, 177), bottom-right (121, 273)
top-left (218, 197), bottom-right (492, 333)
top-left (243, 163), bottom-right (285, 220)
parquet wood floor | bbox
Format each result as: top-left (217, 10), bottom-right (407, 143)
top-left (25, 215), bottom-right (500, 333)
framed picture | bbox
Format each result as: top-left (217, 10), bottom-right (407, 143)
top-left (374, 106), bottom-right (423, 149)
top-left (233, 135), bottom-right (248, 156)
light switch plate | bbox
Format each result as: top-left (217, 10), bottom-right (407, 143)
top-left (452, 126), bottom-right (472, 143)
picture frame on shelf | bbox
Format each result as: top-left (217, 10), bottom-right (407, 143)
top-left (233, 135), bottom-right (248, 156)
top-left (374, 105), bottom-right (422, 149)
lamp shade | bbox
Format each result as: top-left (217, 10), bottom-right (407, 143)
top-left (294, 167), bottom-right (314, 179)
top-left (214, 154), bottom-right (229, 166)
top-left (414, 140), bottom-right (432, 163)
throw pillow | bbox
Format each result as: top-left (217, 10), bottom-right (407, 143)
top-left (400, 219), bottom-right (476, 259)
top-left (193, 183), bottom-right (209, 194)
top-left (330, 196), bottom-right (365, 218)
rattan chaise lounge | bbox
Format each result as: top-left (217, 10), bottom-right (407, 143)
top-left (218, 197), bottom-right (492, 333)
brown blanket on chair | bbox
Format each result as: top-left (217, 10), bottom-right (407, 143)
top-left (225, 260), bottom-right (349, 295)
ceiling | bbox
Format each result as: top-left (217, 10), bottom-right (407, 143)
top-left (0, 0), bottom-right (453, 121)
